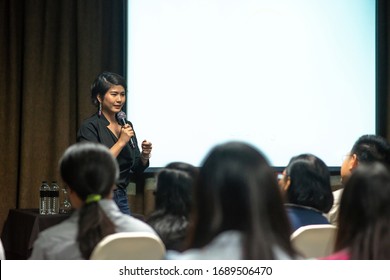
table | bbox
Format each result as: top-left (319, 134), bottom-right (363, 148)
top-left (1, 208), bottom-right (72, 259)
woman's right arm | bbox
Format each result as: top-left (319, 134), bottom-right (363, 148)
top-left (77, 122), bottom-right (134, 159)
top-left (110, 124), bottom-right (135, 158)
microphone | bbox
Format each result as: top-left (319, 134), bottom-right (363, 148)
top-left (116, 111), bottom-right (135, 149)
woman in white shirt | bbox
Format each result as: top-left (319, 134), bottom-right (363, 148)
top-left (29, 142), bottom-right (157, 260)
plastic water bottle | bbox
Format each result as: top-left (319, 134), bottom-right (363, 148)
top-left (50, 181), bottom-right (60, 214)
top-left (39, 181), bottom-right (50, 215)
top-left (60, 187), bottom-right (72, 214)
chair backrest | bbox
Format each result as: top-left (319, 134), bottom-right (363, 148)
top-left (290, 224), bottom-right (337, 259)
top-left (90, 232), bottom-right (166, 260)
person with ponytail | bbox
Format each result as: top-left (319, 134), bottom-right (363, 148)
top-left (29, 142), bottom-right (157, 260)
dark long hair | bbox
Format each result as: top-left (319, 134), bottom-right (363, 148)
top-left (147, 162), bottom-right (198, 251)
top-left (154, 162), bottom-right (198, 216)
top-left (59, 142), bottom-right (119, 259)
top-left (285, 154), bottom-right (333, 213)
top-left (186, 141), bottom-right (296, 259)
top-left (335, 162), bottom-right (390, 259)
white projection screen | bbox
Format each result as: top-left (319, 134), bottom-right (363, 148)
top-left (126, 0), bottom-right (376, 170)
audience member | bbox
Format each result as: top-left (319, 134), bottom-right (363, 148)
top-left (322, 162), bottom-right (390, 259)
top-left (29, 142), bottom-right (157, 260)
top-left (279, 154), bottom-right (333, 232)
top-left (328, 134), bottom-right (390, 225)
top-left (166, 141), bottom-right (298, 259)
top-left (147, 162), bottom-right (198, 251)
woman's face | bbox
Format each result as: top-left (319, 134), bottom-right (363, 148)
top-left (98, 85), bottom-right (126, 115)
top-left (340, 153), bottom-right (357, 185)
top-left (278, 169), bottom-right (290, 192)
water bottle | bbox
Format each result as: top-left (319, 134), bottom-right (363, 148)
top-left (39, 181), bottom-right (50, 215)
top-left (60, 187), bottom-right (72, 214)
top-left (50, 181), bottom-right (60, 214)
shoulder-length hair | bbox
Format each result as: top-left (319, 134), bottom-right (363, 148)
top-left (335, 162), bottom-right (390, 259)
top-left (285, 154), bottom-right (333, 213)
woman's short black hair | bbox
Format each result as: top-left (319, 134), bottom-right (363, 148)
top-left (285, 154), bottom-right (333, 213)
top-left (90, 71), bottom-right (127, 106)
top-left (351, 134), bottom-right (390, 166)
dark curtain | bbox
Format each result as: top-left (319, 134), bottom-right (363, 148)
top-left (0, 0), bottom-right (390, 235)
top-left (0, 0), bottom-right (125, 233)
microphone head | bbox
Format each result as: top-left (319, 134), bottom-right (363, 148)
top-left (116, 111), bottom-right (127, 121)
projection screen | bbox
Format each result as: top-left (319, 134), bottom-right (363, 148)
top-left (126, 0), bottom-right (376, 170)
